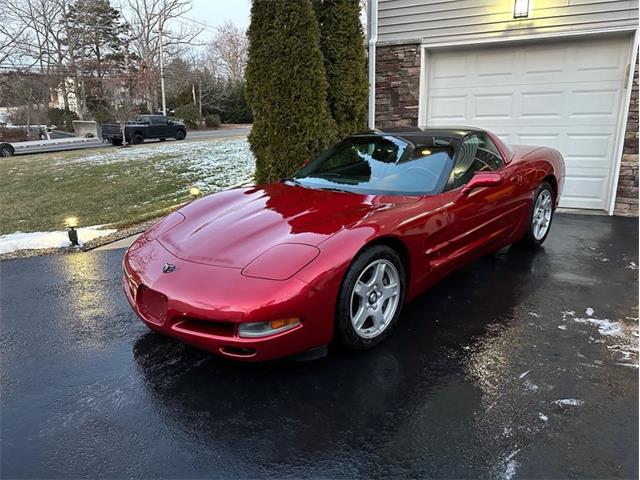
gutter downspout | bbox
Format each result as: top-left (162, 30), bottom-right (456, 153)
top-left (367, 0), bottom-right (378, 129)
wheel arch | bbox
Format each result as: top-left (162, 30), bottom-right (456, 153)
top-left (542, 173), bottom-right (558, 206)
top-left (360, 235), bottom-right (411, 287)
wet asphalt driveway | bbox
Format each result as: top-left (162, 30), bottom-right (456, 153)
top-left (1, 213), bottom-right (638, 479)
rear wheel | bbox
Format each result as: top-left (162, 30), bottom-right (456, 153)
top-left (0, 143), bottom-right (14, 157)
top-left (519, 182), bottom-right (554, 248)
top-left (131, 133), bottom-right (144, 145)
top-left (175, 130), bottom-right (186, 141)
top-left (335, 245), bottom-right (405, 350)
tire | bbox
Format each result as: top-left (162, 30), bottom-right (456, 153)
top-left (0, 143), bottom-right (14, 157)
top-left (335, 245), bottom-right (406, 350)
top-left (519, 181), bottom-right (555, 248)
top-left (175, 130), bottom-right (186, 141)
top-left (159, 137), bottom-right (166, 142)
top-left (110, 138), bottom-right (122, 146)
top-left (131, 133), bottom-right (144, 145)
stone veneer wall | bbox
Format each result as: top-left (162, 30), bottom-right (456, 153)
top-left (375, 44), bottom-right (421, 129)
top-left (613, 55), bottom-right (639, 216)
top-left (375, 45), bottom-right (638, 216)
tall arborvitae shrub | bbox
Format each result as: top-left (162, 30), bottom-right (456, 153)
top-left (314, 0), bottom-right (368, 138)
top-left (246, 0), bottom-right (337, 184)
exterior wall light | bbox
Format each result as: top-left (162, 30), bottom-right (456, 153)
top-left (514, 0), bottom-right (530, 18)
top-left (65, 216), bottom-right (80, 246)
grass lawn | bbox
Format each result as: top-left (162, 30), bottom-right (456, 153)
top-left (0, 138), bottom-right (255, 235)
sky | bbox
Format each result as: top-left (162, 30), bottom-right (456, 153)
top-left (187, 0), bottom-right (252, 39)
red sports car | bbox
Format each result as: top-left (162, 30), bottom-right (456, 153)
top-left (123, 127), bottom-right (565, 361)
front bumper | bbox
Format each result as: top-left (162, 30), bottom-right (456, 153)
top-left (123, 236), bottom-right (334, 361)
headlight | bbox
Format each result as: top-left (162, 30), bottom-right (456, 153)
top-left (143, 211), bottom-right (185, 241)
top-left (238, 318), bottom-right (301, 338)
top-left (242, 243), bottom-right (320, 280)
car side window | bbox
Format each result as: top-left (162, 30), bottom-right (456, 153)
top-left (151, 116), bottom-right (167, 125)
top-left (448, 133), bottom-right (504, 189)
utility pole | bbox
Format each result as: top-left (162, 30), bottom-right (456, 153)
top-left (122, 39), bottom-right (131, 146)
top-left (159, 13), bottom-right (167, 116)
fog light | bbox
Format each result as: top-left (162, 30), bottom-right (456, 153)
top-left (238, 318), bottom-right (300, 338)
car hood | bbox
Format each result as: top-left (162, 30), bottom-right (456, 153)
top-left (157, 183), bottom-right (417, 268)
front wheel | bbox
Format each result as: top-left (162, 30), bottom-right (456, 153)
top-left (175, 130), bottom-right (186, 141)
top-left (335, 245), bottom-right (406, 350)
top-left (131, 133), bottom-right (144, 145)
top-left (519, 182), bottom-right (554, 248)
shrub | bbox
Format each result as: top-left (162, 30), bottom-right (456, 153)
top-left (47, 108), bottom-right (79, 131)
top-left (175, 104), bottom-right (201, 129)
top-left (314, 0), bottom-right (368, 137)
top-left (246, 0), bottom-right (337, 184)
top-left (204, 114), bottom-right (221, 128)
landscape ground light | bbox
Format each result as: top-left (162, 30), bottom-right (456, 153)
top-left (64, 217), bottom-right (79, 246)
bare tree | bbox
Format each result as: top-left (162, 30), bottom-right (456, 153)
top-left (0, 0), bottom-right (33, 66)
top-left (124, 0), bottom-right (203, 111)
top-left (205, 21), bottom-right (247, 83)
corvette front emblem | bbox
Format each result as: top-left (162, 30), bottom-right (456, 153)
top-left (162, 263), bottom-right (177, 273)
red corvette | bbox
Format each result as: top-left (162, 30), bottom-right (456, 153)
top-left (123, 127), bottom-right (565, 361)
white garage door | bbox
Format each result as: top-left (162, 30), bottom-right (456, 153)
top-left (425, 35), bottom-right (631, 210)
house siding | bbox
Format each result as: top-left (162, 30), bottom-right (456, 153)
top-left (614, 55), bottom-right (639, 216)
top-left (378, 0), bottom-right (639, 45)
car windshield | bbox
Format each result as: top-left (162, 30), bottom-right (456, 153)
top-left (291, 135), bottom-right (457, 195)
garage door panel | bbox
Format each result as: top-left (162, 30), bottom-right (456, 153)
top-left (474, 93), bottom-right (513, 120)
top-left (426, 35), bottom-right (630, 210)
top-left (520, 91), bottom-right (564, 119)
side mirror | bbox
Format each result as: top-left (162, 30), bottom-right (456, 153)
top-left (461, 172), bottom-right (503, 195)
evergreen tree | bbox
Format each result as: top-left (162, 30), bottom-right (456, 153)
top-left (246, 0), bottom-right (337, 184)
top-left (314, 0), bottom-right (368, 138)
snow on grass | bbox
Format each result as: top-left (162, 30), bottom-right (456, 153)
top-left (0, 137), bottom-right (256, 235)
top-left (0, 226), bottom-right (117, 254)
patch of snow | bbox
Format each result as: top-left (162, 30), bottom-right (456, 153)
top-left (0, 226), bottom-right (116, 254)
top-left (615, 362), bottom-right (639, 368)
top-left (553, 398), bottom-right (584, 407)
top-left (626, 261), bottom-right (638, 270)
top-left (573, 317), bottom-right (623, 337)
top-left (518, 370), bottom-right (531, 379)
top-left (528, 312), bottom-right (540, 318)
top-left (557, 325), bottom-right (568, 330)
top-left (586, 307), bottom-right (594, 317)
top-left (538, 413), bottom-right (548, 422)
top-left (502, 450), bottom-right (519, 480)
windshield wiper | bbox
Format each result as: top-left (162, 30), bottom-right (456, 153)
top-left (282, 178), bottom-right (303, 187)
top-left (317, 186), bottom-right (353, 194)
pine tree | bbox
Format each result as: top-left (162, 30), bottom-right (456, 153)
top-left (246, 0), bottom-right (337, 184)
top-left (314, 0), bottom-right (368, 138)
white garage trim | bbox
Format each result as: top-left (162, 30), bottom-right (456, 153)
top-left (417, 26), bottom-right (639, 214)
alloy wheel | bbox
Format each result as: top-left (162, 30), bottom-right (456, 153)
top-left (349, 259), bottom-right (401, 339)
top-left (532, 189), bottom-right (553, 240)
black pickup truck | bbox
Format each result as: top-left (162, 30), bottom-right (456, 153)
top-left (102, 115), bottom-right (187, 145)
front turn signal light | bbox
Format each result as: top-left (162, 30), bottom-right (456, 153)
top-left (238, 318), bottom-right (301, 338)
